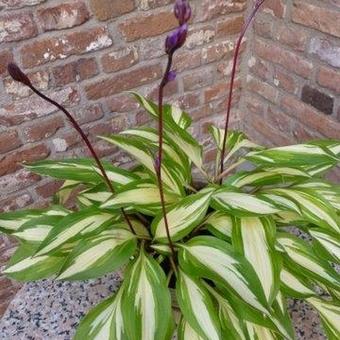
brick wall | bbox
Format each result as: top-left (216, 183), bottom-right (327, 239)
top-left (241, 0), bottom-right (340, 165)
top-left (0, 0), bottom-right (247, 316)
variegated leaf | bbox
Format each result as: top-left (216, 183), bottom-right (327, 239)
top-left (122, 249), bottom-right (173, 340)
top-left (212, 188), bottom-right (281, 216)
top-left (152, 192), bottom-right (212, 243)
top-left (267, 188), bottom-right (340, 233)
top-left (246, 144), bottom-right (337, 168)
top-left (177, 318), bottom-right (205, 340)
top-left (58, 228), bottom-right (137, 280)
top-left (280, 267), bottom-right (315, 298)
top-left (176, 270), bottom-right (222, 340)
top-left (25, 158), bottom-right (138, 186)
top-left (74, 287), bottom-right (127, 340)
top-left (308, 139), bottom-right (340, 158)
top-left (233, 216), bottom-right (281, 304)
top-left (3, 242), bottom-right (65, 281)
top-left (277, 233), bottom-right (340, 291)
top-left (245, 323), bottom-right (279, 340)
top-left (101, 180), bottom-right (178, 216)
top-left (35, 208), bottom-right (118, 256)
top-left (178, 236), bottom-right (269, 313)
top-left (307, 297), bottom-right (340, 339)
top-left (309, 229), bottom-right (340, 263)
top-left (204, 211), bottom-right (233, 240)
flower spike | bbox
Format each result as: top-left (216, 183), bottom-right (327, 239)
top-left (174, 0), bottom-right (192, 25)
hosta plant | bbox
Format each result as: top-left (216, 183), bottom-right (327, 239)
top-left (1, 1), bottom-right (340, 339)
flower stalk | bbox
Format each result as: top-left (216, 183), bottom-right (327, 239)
top-left (218, 0), bottom-right (266, 182)
top-left (7, 63), bottom-right (136, 235)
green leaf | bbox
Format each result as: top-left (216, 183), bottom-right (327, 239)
top-left (246, 144), bottom-right (337, 168)
top-left (176, 270), bottom-right (222, 340)
top-left (74, 287), bottom-right (127, 340)
top-left (122, 249), bottom-right (173, 340)
top-left (25, 158), bottom-right (138, 186)
top-left (178, 236), bottom-right (269, 313)
top-left (152, 192), bottom-right (212, 243)
top-left (58, 228), bottom-right (137, 280)
top-left (307, 297), bottom-right (340, 339)
top-left (277, 233), bottom-right (340, 291)
top-left (101, 180), bottom-right (179, 216)
top-left (177, 318), bottom-right (205, 340)
top-left (3, 242), bottom-right (65, 281)
top-left (232, 216), bottom-right (281, 304)
top-left (204, 211), bottom-right (233, 240)
top-left (280, 267), bottom-right (315, 298)
top-left (212, 188), bottom-right (280, 216)
top-left (308, 139), bottom-right (340, 158)
top-left (35, 207), bottom-right (118, 256)
top-left (309, 229), bottom-right (340, 263)
top-left (267, 188), bottom-right (340, 233)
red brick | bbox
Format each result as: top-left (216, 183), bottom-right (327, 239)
top-left (273, 67), bottom-right (298, 94)
top-left (0, 0), bottom-right (45, 8)
top-left (75, 104), bottom-right (104, 125)
top-left (53, 58), bottom-right (98, 86)
top-left (137, 0), bottom-right (172, 10)
top-left (276, 23), bottom-right (308, 52)
top-left (292, 1), bottom-right (340, 38)
top-left (4, 70), bottom-right (49, 98)
top-left (0, 192), bottom-right (33, 212)
top-left (38, 2), bottom-right (89, 31)
top-left (0, 169), bottom-right (40, 195)
top-left (254, 15), bottom-right (273, 39)
top-left (36, 180), bottom-right (63, 198)
top-left (88, 116), bottom-right (128, 136)
top-left (102, 47), bottom-right (139, 73)
top-left (90, 0), bottom-right (134, 21)
top-left (317, 66), bottom-right (340, 95)
top-left (0, 144), bottom-right (50, 176)
top-left (246, 76), bottom-right (278, 104)
top-left (105, 94), bottom-right (140, 113)
top-left (216, 15), bottom-right (244, 38)
top-left (266, 106), bottom-right (293, 135)
top-left (0, 50), bottom-right (13, 76)
top-left (262, 0), bottom-right (286, 18)
top-left (254, 39), bottom-right (313, 78)
top-left (248, 56), bottom-right (272, 81)
top-left (202, 40), bottom-right (245, 64)
top-left (183, 69), bottom-right (214, 92)
top-left (52, 132), bottom-right (81, 153)
top-left (23, 116), bottom-right (65, 143)
top-left (20, 27), bottom-right (112, 68)
top-left (0, 87), bottom-right (80, 126)
top-left (0, 130), bottom-right (22, 154)
top-left (173, 50), bottom-right (201, 72)
top-left (118, 10), bottom-right (177, 42)
top-left (204, 80), bottom-right (240, 103)
top-left (0, 12), bottom-right (37, 43)
top-left (198, 0), bottom-right (247, 22)
top-left (309, 37), bottom-right (340, 68)
top-left (281, 94), bottom-right (340, 139)
top-left (85, 64), bottom-right (162, 100)
top-left (244, 94), bottom-right (268, 116)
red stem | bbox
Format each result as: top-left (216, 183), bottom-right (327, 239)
top-left (218, 0), bottom-right (266, 183)
top-left (29, 85), bottom-right (136, 235)
top-left (156, 54), bottom-right (177, 265)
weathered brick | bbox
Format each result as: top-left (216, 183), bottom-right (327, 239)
top-left (244, 94), bottom-right (268, 117)
top-left (0, 0), bottom-right (45, 8)
top-left (301, 85), bottom-right (334, 116)
top-left (4, 70), bottom-right (49, 98)
top-left (262, 0), bottom-right (286, 18)
top-left (173, 50), bottom-right (201, 72)
top-left (90, 0), bottom-right (134, 21)
top-left (317, 66), bottom-right (340, 95)
top-left (276, 23), bottom-right (308, 52)
top-left (255, 39), bottom-right (313, 78)
top-left (119, 10), bottom-right (177, 42)
top-left (0, 87), bottom-right (79, 126)
top-left (281, 94), bottom-right (340, 139)
top-left (20, 27), bottom-right (112, 68)
top-left (266, 106), bottom-right (293, 135)
top-left (0, 144), bottom-right (50, 176)
top-left (0, 130), bottom-right (22, 154)
top-left (292, 1), bottom-right (340, 38)
top-left (0, 12), bottom-right (37, 42)
top-left (186, 25), bottom-right (215, 49)
top-left (183, 69), bottom-right (214, 92)
top-left (137, 0), bottom-right (171, 10)
top-left (216, 15), bottom-right (244, 37)
top-left (309, 37), bottom-right (340, 68)
top-left (0, 50), bottom-right (13, 76)
top-left (75, 104), bottom-right (104, 125)
top-left (85, 64), bottom-right (162, 100)
top-left (273, 67), bottom-right (298, 94)
top-left (23, 116), bottom-right (65, 143)
top-left (52, 132), bottom-right (81, 153)
top-left (52, 58), bottom-right (98, 86)
top-left (36, 180), bottom-right (63, 198)
top-left (204, 80), bottom-right (240, 103)
top-left (246, 75), bottom-right (278, 104)
top-left (105, 94), bottom-right (140, 113)
top-left (248, 56), bottom-right (272, 81)
top-left (38, 2), bottom-right (89, 31)
top-left (202, 40), bottom-right (235, 64)
top-left (254, 15), bottom-right (273, 39)
top-left (0, 169), bottom-right (40, 194)
top-left (102, 47), bottom-right (139, 73)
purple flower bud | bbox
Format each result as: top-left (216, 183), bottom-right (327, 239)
top-left (165, 24), bottom-right (188, 54)
top-left (166, 70), bottom-right (177, 83)
top-left (174, 0), bottom-right (192, 25)
top-left (7, 63), bottom-right (32, 87)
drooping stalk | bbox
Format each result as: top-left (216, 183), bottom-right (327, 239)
top-left (7, 64), bottom-right (136, 235)
top-left (218, 0), bottom-right (266, 182)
